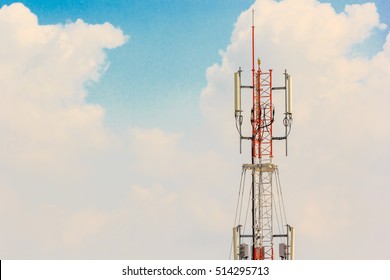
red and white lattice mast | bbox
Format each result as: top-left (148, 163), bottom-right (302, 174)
top-left (232, 11), bottom-right (295, 260)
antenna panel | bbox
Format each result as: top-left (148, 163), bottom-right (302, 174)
top-left (287, 75), bottom-right (293, 114)
top-left (234, 71), bottom-right (241, 116)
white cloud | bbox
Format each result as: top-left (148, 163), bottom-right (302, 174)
top-left (129, 128), bottom-right (183, 178)
top-left (62, 209), bottom-right (108, 248)
top-left (0, 3), bottom-right (127, 168)
top-left (0, 3), bottom-right (128, 258)
top-left (1, 0), bottom-right (390, 260)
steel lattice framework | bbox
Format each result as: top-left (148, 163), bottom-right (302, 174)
top-left (251, 64), bottom-right (275, 260)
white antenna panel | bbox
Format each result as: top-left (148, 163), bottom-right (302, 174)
top-left (287, 75), bottom-right (292, 114)
top-left (234, 72), bottom-right (241, 116)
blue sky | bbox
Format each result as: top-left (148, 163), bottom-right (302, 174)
top-left (1, 0), bottom-right (390, 259)
top-left (1, 0), bottom-right (387, 132)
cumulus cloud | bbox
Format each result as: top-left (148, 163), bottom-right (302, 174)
top-left (0, 3), bottom-right (128, 258)
top-left (1, 0), bottom-right (390, 260)
top-left (0, 3), bottom-right (128, 174)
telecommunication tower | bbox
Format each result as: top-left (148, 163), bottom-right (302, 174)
top-left (232, 11), bottom-right (295, 260)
